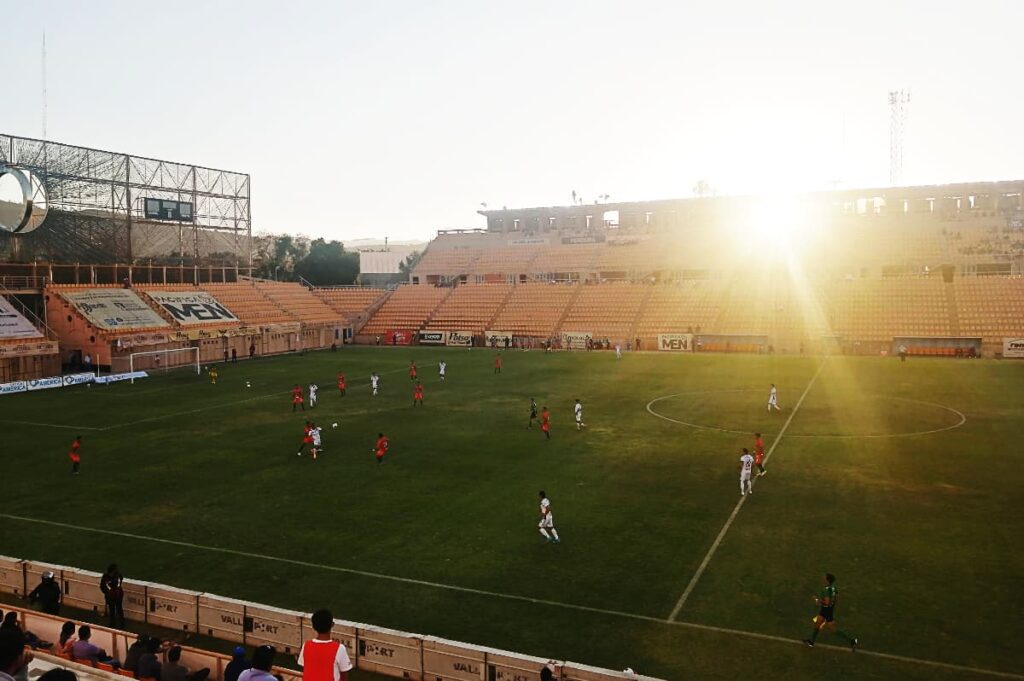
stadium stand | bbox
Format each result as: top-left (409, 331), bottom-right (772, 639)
top-left (314, 287), bottom-right (387, 320)
top-left (202, 282), bottom-right (295, 324)
top-left (252, 281), bottom-right (340, 324)
top-left (487, 283), bottom-right (578, 338)
top-left (955, 276), bottom-right (1024, 343)
top-left (634, 281), bottom-right (723, 337)
top-left (560, 283), bottom-right (649, 340)
top-left (423, 284), bottom-right (512, 332)
top-left (359, 285), bottom-right (450, 336)
top-left (820, 277), bottom-right (953, 342)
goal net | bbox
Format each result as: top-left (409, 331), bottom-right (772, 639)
top-left (127, 347), bottom-right (201, 383)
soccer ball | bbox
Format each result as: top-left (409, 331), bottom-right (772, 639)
top-left (246, 381), bottom-right (251, 388)
top-left (332, 423), bottom-right (338, 428)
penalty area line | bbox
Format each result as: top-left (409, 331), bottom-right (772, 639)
top-left (1, 513), bottom-right (1020, 680)
top-left (666, 359), bottom-right (827, 623)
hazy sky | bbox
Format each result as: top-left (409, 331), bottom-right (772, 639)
top-left (5, 1), bottom-right (1024, 242)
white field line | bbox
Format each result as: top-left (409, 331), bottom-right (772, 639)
top-left (666, 360), bottom-right (827, 622)
top-left (1, 511), bottom-right (1020, 680)
top-left (646, 391), bottom-right (966, 439)
top-left (0, 419), bottom-right (103, 431)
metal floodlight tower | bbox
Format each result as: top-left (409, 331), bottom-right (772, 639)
top-left (889, 89), bottom-right (910, 186)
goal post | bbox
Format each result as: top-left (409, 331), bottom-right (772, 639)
top-left (128, 347), bottom-right (201, 383)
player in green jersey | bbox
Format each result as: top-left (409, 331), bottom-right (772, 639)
top-left (804, 573), bottom-right (858, 650)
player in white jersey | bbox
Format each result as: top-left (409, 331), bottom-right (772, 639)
top-left (574, 399), bottom-right (586, 430)
top-left (310, 425), bottom-right (322, 460)
top-left (439, 361), bottom-right (447, 381)
top-left (538, 491), bottom-right (560, 543)
top-left (370, 372), bottom-right (380, 396)
top-left (615, 344), bottom-right (622, 359)
top-left (739, 447), bottom-right (755, 496)
top-left (308, 383), bottom-right (318, 408)
top-left (767, 383), bottom-right (781, 413)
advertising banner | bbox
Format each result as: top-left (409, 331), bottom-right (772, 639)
top-left (147, 291), bottom-right (240, 325)
top-left (115, 332), bottom-right (169, 349)
top-left (485, 331), bottom-right (513, 347)
top-left (418, 331), bottom-right (447, 345)
top-left (657, 333), bottom-right (694, 351)
top-left (1, 372), bottom-right (93, 396)
top-left (64, 289), bottom-right (170, 331)
top-left (560, 331), bottom-right (592, 349)
top-left (383, 329), bottom-right (414, 345)
top-left (0, 298), bottom-right (43, 339)
top-left (94, 371), bottom-right (148, 384)
top-left (0, 340), bottom-right (58, 358)
top-left (445, 330), bottom-right (474, 347)
top-left (1003, 338), bottom-right (1024, 358)
top-left (27, 376), bottom-right (62, 391)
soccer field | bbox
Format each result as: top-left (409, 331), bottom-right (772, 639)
top-left (1, 347), bottom-right (1021, 680)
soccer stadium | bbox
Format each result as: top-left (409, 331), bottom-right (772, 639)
top-left (1, 5), bottom-right (1023, 681)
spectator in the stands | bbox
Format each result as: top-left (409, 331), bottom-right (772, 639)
top-left (136, 637), bottom-right (165, 680)
top-left (161, 646), bottom-right (209, 681)
top-left (28, 572), bottom-right (61, 615)
top-left (0, 613), bottom-right (49, 651)
top-left (58, 622), bottom-right (77, 655)
top-left (224, 647), bottom-right (250, 681)
top-left (123, 634), bottom-right (150, 673)
top-left (0, 628), bottom-right (32, 681)
top-left (70, 626), bottom-right (117, 666)
top-left (298, 609), bottom-right (352, 681)
top-left (100, 564), bottom-right (125, 629)
top-left (237, 646), bottom-right (276, 681)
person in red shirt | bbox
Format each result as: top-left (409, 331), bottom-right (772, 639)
top-left (69, 436), bottom-right (82, 474)
top-left (409, 361), bottom-right (418, 381)
top-left (292, 385), bottom-right (305, 412)
top-left (373, 433), bottom-right (389, 464)
top-left (298, 609), bottom-right (353, 681)
top-left (337, 373), bottom-right (346, 397)
top-left (540, 407), bottom-right (550, 440)
top-left (412, 381), bottom-right (424, 407)
top-left (494, 354), bottom-right (503, 374)
top-left (297, 421), bottom-right (313, 457)
top-left (754, 432), bottom-right (766, 476)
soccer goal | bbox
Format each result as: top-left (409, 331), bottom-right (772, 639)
top-left (128, 347), bottom-right (201, 383)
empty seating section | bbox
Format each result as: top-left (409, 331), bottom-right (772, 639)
top-left (561, 283), bottom-right (648, 338)
top-left (531, 244), bottom-right (601, 274)
top-left (315, 287), bottom-right (386, 318)
top-left (635, 282), bottom-right (722, 335)
top-left (48, 284), bottom-right (169, 335)
top-left (821, 278), bottom-right (951, 341)
top-left (425, 284), bottom-right (512, 332)
top-left (362, 285), bottom-right (450, 334)
top-left (955, 277), bottom-right (1024, 341)
top-left (488, 283), bottom-right (576, 337)
top-left (415, 247), bottom-right (482, 275)
top-left (203, 282), bottom-right (295, 324)
top-left (254, 281), bottom-right (340, 324)
top-left (470, 248), bottom-right (539, 275)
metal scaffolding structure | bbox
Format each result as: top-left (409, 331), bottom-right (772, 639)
top-left (0, 134), bottom-right (251, 265)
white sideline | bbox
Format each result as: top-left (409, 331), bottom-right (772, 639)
top-left (2, 513), bottom-right (1022, 680)
top-left (666, 359), bottom-right (827, 622)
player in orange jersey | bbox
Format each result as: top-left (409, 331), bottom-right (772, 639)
top-left (540, 407), bottom-right (550, 440)
top-left (494, 354), bottom-right (503, 374)
top-left (296, 421), bottom-right (313, 456)
top-left (409, 361), bottom-right (418, 381)
top-left (337, 372), bottom-right (346, 397)
top-left (292, 384), bottom-right (305, 411)
top-left (413, 381), bottom-right (424, 406)
top-left (754, 432), bottom-right (766, 476)
top-left (373, 432), bottom-right (389, 464)
top-left (69, 435), bottom-right (82, 474)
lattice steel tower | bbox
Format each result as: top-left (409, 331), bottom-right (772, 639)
top-left (889, 89), bottom-right (910, 185)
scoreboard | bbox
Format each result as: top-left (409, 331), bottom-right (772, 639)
top-left (143, 198), bottom-right (194, 222)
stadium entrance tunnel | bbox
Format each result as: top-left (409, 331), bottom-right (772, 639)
top-left (646, 389), bottom-right (966, 438)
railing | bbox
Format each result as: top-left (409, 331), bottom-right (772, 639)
top-left (0, 555), bottom-right (661, 681)
top-left (0, 284), bottom-right (57, 340)
top-left (0, 275), bottom-right (47, 290)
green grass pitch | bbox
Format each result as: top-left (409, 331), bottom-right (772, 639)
top-left (0, 347), bottom-right (1021, 680)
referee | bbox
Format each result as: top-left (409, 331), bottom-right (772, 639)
top-left (804, 573), bottom-right (859, 650)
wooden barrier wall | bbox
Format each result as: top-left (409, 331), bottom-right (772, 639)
top-left (2, 557), bottom-right (662, 681)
